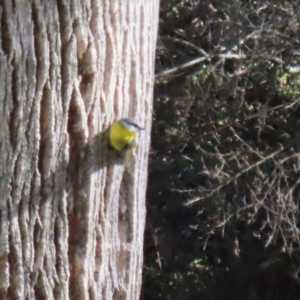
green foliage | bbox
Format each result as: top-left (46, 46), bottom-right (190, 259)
top-left (142, 1), bottom-right (300, 299)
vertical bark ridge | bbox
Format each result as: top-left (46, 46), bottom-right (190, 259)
top-left (0, 0), bottom-right (159, 299)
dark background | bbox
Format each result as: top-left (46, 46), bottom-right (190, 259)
top-left (142, 1), bottom-right (300, 299)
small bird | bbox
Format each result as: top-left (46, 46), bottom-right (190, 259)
top-left (109, 118), bottom-right (144, 151)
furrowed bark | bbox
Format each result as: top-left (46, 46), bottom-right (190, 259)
top-left (0, 0), bottom-right (159, 299)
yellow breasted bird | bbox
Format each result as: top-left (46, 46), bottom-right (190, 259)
top-left (109, 118), bottom-right (144, 151)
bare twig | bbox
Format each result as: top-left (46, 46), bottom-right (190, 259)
top-left (185, 146), bottom-right (284, 206)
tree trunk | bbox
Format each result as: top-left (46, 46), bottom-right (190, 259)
top-left (0, 0), bottom-right (159, 299)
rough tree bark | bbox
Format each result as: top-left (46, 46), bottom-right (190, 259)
top-left (0, 0), bottom-right (159, 299)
